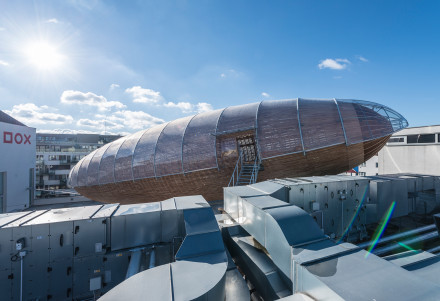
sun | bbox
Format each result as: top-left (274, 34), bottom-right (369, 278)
top-left (24, 41), bottom-right (64, 70)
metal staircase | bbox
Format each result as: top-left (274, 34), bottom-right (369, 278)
top-left (228, 151), bottom-right (261, 187)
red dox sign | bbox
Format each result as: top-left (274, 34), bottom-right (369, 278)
top-left (3, 131), bottom-right (31, 145)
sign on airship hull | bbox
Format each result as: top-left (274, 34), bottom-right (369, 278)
top-left (69, 98), bottom-right (408, 203)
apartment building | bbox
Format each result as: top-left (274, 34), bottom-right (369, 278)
top-left (36, 133), bottom-right (122, 191)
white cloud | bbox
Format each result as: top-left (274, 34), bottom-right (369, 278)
top-left (164, 101), bottom-right (193, 113)
top-left (261, 92), bottom-right (270, 98)
top-left (45, 18), bottom-right (60, 24)
top-left (37, 128), bottom-right (128, 135)
top-left (196, 102), bottom-right (213, 113)
top-left (318, 58), bottom-right (351, 70)
top-left (164, 101), bottom-right (213, 114)
top-left (77, 118), bottom-right (124, 130)
top-left (6, 103), bottom-right (73, 125)
top-left (357, 55), bottom-right (368, 62)
top-left (60, 90), bottom-right (126, 111)
top-left (125, 86), bottom-right (163, 104)
top-left (0, 27), bottom-right (5, 31)
top-left (110, 83), bottom-right (120, 90)
top-left (107, 110), bottom-right (165, 130)
top-left (0, 60), bottom-right (8, 66)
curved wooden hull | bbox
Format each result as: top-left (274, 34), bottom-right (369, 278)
top-left (75, 135), bottom-right (390, 204)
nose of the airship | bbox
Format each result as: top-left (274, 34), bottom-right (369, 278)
top-left (337, 99), bottom-right (408, 138)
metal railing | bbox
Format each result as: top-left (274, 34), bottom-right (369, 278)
top-left (228, 151), bottom-right (261, 187)
top-left (228, 151), bottom-right (244, 187)
top-left (249, 154), bottom-right (261, 184)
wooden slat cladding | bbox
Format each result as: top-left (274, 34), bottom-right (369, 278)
top-left (257, 99), bottom-right (303, 158)
top-left (299, 99), bottom-right (345, 150)
top-left (114, 130), bottom-right (144, 182)
top-left (155, 116), bottom-right (192, 177)
top-left (216, 102), bottom-right (259, 134)
top-left (71, 98), bottom-right (406, 203)
top-left (182, 109), bottom-right (222, 172)
top-left (87, 144), bottom-right (111, 186)
top-left (76, 136), bottom-right (389, 204)
top-left (99, 137), bottom-right (126, 185)
top-left (132, 122), bottom-right (168, 179)
top-left (338, 102), bottom-right (364, 144)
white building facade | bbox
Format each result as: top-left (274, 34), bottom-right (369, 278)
top-left (379, 125), bottom-right (440, 175)
top-left (0, 111), bottom-right (36, 212)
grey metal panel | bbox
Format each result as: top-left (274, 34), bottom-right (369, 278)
top-left (28, 223), bottom-right (50, 264)
top-left (4, 210), bottom-right (48, 227)
top-left (74, 218), bottom-right (107, 257)
top-left (0, 228), bottom-right (12, 270)
top-left (111, 204), bottom-right (161, 251)
top-left (160, 199), bottom-right (181, 242)
top-left (385, 250), bottom-right (436, 267)
top-left (48, 258), bottom-right (74, 301)
top-left (93, 203), bottom-right (119, 218)
top-left (102, 251), bottom-right (131, 292)
top-left (73, 255), bottom-right (104, 299)
top-left (302, 248), bottom-right (440, 301)
top-left (0, 211), bottom-right (31, 227)
top-left (172, 252), bottom-right (227, 301)
top-left (99, 263), bottom-right (173, 301)
top-left (175, 231), bottom-right (224, 260)
top-left (174, 195), bottom-right (211, 210)
top-left (249, 181), bottom-right (288, 202)
top-left (49, 221), bottom-right (74, 261)
top-left (113, 202), bottom-right (161, 216)
top-left (23, 257), bottom-right (49, 300)
top-left (24, 205), bottom-right (102, 224)
top-left (0, 268), bottom-right (12, 301)
top-left (183, 207), bottom-right (219, 235)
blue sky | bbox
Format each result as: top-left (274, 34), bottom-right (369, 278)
top-left (0, 0), bottom-right (439, 134)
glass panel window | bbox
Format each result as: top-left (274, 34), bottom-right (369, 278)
top-left (407, 134), bottom-right (435, 144)
top-left (388, 137), bottom-right (404, 143)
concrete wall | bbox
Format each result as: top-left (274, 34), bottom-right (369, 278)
top-left (379, 144), bottom-right (440, 175)
top-left (0, 122), bottom-right (36, 212)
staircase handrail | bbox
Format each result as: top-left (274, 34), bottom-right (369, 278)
top-left (250, 153), bottom-right (261, 184)
top-left (228, 150), bottom-right (243, 187)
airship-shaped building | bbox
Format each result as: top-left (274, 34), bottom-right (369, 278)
top-left (68, 98), bottom-right (408, 203)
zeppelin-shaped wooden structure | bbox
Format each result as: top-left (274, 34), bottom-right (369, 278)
top-left (68, 98), bottom-right (408, 203)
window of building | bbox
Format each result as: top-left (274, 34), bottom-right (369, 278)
top-left (376, 162), bottom-right (379, 168)
top-left (407, 134), bottom-right (435, 144)
top-left (359, 172), bottom-right (366, 176)
top-left (388, 137), bottom-right (404, 143)
top-left (360, 162), bottom-right (366, 167)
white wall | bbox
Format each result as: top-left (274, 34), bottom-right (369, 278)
top-left (0, 122), bottom-right (36, 212)
top-left (379, 144), bottom-right (440, 175)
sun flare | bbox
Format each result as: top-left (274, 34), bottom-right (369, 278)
top-left (24, 41), bottom-right (64, 70)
